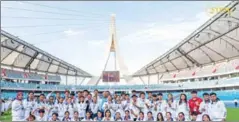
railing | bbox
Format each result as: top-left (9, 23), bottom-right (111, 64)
top-left (1, 77), bottom-right (239, 91)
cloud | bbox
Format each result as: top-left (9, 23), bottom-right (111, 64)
top-left (120, 11), bottom-right (210, 44)
top-left (118, 11), bottom-right (212, 74)
top-left (87, 40), bottom-right (106, 46)
top-left (63, 29), bottom-right (86, 36)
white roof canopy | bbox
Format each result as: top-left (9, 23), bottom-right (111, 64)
top-left (133, 1), bottom-right (239, 77)
top-left (1, 30), bottom-right (92, 78)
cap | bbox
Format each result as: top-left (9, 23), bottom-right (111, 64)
top-left (132, 90), bottom-right (136, 93)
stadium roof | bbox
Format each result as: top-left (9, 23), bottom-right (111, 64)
top-left (1, 30), bottom-right (92, 78)
top-left (133, 1), bottom-right (239, 77)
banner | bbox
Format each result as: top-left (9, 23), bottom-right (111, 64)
top-left (102, 71), bottom-right (120, 82)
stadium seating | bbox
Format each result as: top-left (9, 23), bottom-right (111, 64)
top-left (1, 77), bottom-right (239, 96)
top-left (2, 68), bottom-right (61, 81)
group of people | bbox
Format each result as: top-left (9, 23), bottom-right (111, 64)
top-left (11, 89), bottom-right (227, 121)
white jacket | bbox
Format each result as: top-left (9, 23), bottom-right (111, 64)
top-left (165, 100), bottom-right (176, 118)
top-left (151, 100), bottom-right (166, 119)
top-left (12, 100), bottom-right (25, 121)
top-left (36, 115), bottom-right (47, 121)
top-left (55, 103), bottom-right (65, 119)
top-left (90, 102), bottom-right (100, 114)
top-left (176, 101), bottom-right (190, 119)
top-left (23, 99), bottom-right (36, 119)
top-left (76, 102), bottom-right (87, 118)
top-left (199, 101), bottom-right (211, 116)
top-left (208, 100), bottom-right (227, 121)
top-left (138, 98), bottom-right (151, 116)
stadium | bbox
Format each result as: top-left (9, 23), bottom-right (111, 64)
top-left (1, 1), bottom-right (239, 121)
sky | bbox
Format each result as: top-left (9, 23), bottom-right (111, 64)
top-left (1, 1), bottom-right (230, 79)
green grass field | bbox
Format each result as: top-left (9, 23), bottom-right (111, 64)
top-left (1, 108), bottom-right (239, 121)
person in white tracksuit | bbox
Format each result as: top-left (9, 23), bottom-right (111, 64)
top-left (199, 93), bottom-right (211, 120)
top-left (102, 95), bottom-right (116, 116)
top-left (122, 94), bottom-right (131, 111)
top-left (138, 92), bottom-right (151, 117)
top-left (36, 109), bottom-right (47, 121)
top-left (34, 94), bottom-right (48, 116)
top-left (23, 91), bottom-right (36, 120)
top-left (165, 93), bottom-right (176, 119)
top-left (46, 96), bottom-right (57, 119)
top-left (55, 97), bottom-right (65, 120)
top-left (151, 94), bottom-right (159, 119)
top-left (176, 93), bottom-right (190, 120)
top-left (114, 96), bottom-right (125, 117)
top-left (76, 96), bottom-right (87, 120)
top-left (157, 93), bottom-right (166, 118)
top-left (64, 97), bottom-right (75, 118)
top-left (90, 96), bottom-right (100, 119)
top-left (208, 92), bottom-right (227, 121)
top-left (12, 92), bottom-right (25, 121)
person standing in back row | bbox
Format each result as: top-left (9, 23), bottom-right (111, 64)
top-left (209, 92), bottom-right (226, 121)
top-left (12, 92), bottom-right (25, 121)
top-left (189, 91), bottom-right (203, 116)
top-left (234, 98), bottom-right (238, 108)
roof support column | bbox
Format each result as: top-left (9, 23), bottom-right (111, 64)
top-left (139, 76), bottom-right (146, 85)
top-left (75, 76), bottom-right (77, 85)
top-left (65, 75), bottom-right (68, 85)
top-left (79, 77), bottom-right (86, 85)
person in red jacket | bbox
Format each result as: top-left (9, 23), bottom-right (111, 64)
top-left (189, 91), bottom-right (203, 115)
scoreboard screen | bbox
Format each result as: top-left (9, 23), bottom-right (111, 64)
top-left (102, 71), bottom-right (120, 82)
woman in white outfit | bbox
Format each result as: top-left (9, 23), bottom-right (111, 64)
top-left (165, 93), bottom-right (176, 119)
top-left (102, 109), bottom-right (114, 121)
top-left (176, 93), bottom-right (190, 120)
top-left (115, 112), bottom-right (123, 121)
top-left (23, 91), bottom-right (36, 120)
top-left (102, 95), bottom-right (116, 116)
top-left (12, 92), bottom-right (25, 121)
top-left (90, 96), bottom-right (100, 119)
top-left (115, 95), bottom-right (125, 117)
top-left (55, 97), bottom-right (65, 120)
top-left (76, 96), bottom-right (87, 120)
top-left (64, 97), bottom-right (75, 118)
top-left (82, 111), bottom-right (93, 121)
